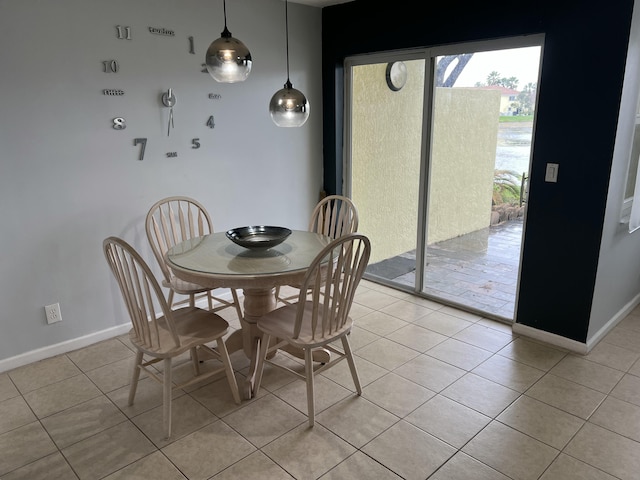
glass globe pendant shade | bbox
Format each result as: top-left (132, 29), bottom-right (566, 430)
top-left (269, 80), bottom-right (309, 127)
top-left (205, 26), bottom-right (252, 83)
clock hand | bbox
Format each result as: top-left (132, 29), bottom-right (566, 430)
top-left (161, 88), bottom-right (176, 137)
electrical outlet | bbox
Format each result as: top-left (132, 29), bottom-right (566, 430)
top-left (45, 303), bottom-right (62, 324)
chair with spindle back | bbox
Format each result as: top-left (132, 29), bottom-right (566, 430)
top-left (145, 196), bottom-right (243, 320)
top-left (103, 236), bottom-right (241, 438)
top-left (276, 195), bottom-right (359, 305)
top-left (254, 233), bottom-right (371, 426)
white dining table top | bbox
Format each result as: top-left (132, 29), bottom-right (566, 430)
top-left (165, 230), bottom-right (332, 278)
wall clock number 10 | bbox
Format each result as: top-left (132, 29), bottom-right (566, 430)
top-left (103, 60), bottom-right (119, 73)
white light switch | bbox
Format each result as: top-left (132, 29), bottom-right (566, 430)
top-left (545, 163), bottom-right (559, 183)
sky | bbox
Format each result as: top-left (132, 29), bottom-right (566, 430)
top-left (451, 46), bottom-right (542, 90)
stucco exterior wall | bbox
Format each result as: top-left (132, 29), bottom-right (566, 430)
top-left (351, 61), bottom-right (423, 264)
top-left (351, 62), bottom-right (500, 264)
top-left (429, 88), bottom-right (501, 244)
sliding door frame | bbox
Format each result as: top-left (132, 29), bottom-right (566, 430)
top-left (343, 35), bottom-right (544, 318)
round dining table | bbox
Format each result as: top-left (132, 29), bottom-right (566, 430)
top-left (165, 229), bottom-right (332, 399)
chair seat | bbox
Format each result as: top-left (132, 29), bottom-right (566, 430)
top-left (258, 302), bottom-right (353, 349)
top-left (130, 307), bottom-right (229, 357)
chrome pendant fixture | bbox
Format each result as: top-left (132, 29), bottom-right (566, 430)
top-left (205, 0), bottom-right (252, 83)
top-left (269, 0), bottom-right (309, 127)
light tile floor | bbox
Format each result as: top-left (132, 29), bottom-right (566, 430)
top-left (3, 280), bottom-right (640, 479)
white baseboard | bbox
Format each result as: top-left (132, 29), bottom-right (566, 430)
top-left (0, 324), bottom-right (131, 374)
top-left (512, 322), bottom-right (589, 354)
top-left (513, 294), bottom-right (640, 354)
top-left (0, 289), bottom-right (241, 374)
top-left (585, 293), bottom-right (640, 352)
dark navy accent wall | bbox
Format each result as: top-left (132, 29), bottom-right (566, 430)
top-left (322, 0), bottom-right (634, 343)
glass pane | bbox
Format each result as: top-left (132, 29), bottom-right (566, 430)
top-left (350, 59), bottom-right (425, 286)
top-left (424, 46), bottom-right (540, 319)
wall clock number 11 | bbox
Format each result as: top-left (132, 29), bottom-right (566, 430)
top-left (116, 25), bottom-right (132, 40)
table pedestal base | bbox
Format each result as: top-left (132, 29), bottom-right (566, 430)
top-left (225, 287), bottom-right (330, 399)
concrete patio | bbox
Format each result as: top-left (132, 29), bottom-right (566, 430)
top-left (366, 219), bottom-right (523, 321)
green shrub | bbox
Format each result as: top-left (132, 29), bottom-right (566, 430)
top-left (493, 169), bottom-right (523, 205)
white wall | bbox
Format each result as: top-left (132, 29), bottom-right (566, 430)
top-left (590, 0), bottom-right (640, 344)
top-left (0, 0), bottom-right (323, 369)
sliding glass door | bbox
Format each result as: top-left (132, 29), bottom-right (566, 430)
top-left (345, 37), bottom-right (542, 321)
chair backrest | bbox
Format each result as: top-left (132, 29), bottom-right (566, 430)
top-left (293, 233), bottom-right (371, 343)
top-left (308, 195), bottom-right (359, 239)
top-left (104, 236), bottom-right (180, 353)
top-left (145, 196), bottom-right (213, 283)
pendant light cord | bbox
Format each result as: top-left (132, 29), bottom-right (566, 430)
top-left (285, 0), bottom-right (292, 88)
top-left (221, 0), bottom-right (231, 37)
top-left (223, 0), bottom-right (228, 28)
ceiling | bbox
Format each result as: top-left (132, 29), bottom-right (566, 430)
top-left (289, 0), bottom-right (354, 6)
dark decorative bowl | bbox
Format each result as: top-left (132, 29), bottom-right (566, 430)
top-left (225, 226), bottom-right (292, 250)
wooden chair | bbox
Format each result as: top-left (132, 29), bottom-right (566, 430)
top-left (103, 236), bottom-right (241, 439)
top-left (254, 233), bottom-right (371, 426)
top-left (276, 194), bottom-right (359, 305)
top-left (145, 196), bottom-right (243, 320)
top-left (308, 194), bottom-right (359, 239)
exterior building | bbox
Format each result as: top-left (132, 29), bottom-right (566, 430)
top-left (474, 85), bottom-right (521, 115)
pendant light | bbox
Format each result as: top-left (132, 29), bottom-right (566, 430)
top-left (205, 0), bottom-right (252, 83)
top-left (269, 0), bottom-right (309, 127)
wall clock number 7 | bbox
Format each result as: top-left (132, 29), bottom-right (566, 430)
top-left (134, 138), bottom-right (147, 161)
